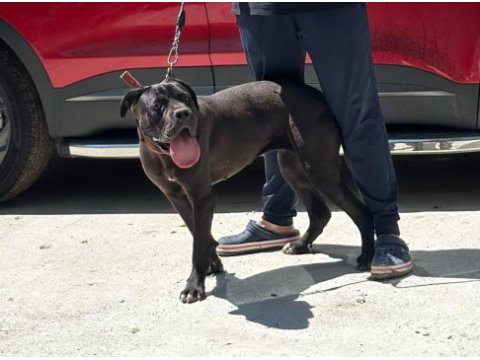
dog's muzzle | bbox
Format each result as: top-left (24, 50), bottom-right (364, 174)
top-left (151, 127), bottom-right (201, 169)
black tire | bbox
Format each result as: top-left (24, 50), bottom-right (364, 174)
top-left (0, 45), bottom-right (54, 202)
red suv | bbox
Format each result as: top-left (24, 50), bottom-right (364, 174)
top-left (0, 3), bottom-right (479, 201)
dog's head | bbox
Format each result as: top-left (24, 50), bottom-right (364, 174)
top-left (120, 79), bottom-right (201, 168)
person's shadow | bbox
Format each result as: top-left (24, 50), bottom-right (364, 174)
top-left (209, 244), bottom-right (480, 330)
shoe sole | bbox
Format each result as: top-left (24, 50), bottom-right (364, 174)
top-left (370, 260), bottom-right (413, 279)
top-left (216, 235), bottom-right (300, 256)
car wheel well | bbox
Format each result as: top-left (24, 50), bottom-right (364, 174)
top-left (0, 38), bottom-right (54, 202)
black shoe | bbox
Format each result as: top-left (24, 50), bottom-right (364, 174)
top-left (216, 220), bottom-right (300, 256)
top-left (370, 234), bottom-right (413, 279)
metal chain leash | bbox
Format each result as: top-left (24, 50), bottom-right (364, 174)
top-left (120, 2), bottom-right (186, 89)
top-left (164, 2), bottom-right (186, 82)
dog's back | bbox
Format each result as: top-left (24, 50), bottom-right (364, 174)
top-left (198, 81), bottom-right (341, 182)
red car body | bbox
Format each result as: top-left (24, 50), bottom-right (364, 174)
top-left (0, 2), bottom-right (479, 201)
top-left (1, 3), bottom-right (479, 87)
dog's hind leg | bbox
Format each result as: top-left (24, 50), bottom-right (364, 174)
top-left (304, 160), bottom-right (375, 270)
top-left (277, 150), bottom-right (332, 255)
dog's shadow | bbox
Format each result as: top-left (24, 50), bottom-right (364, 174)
top-left (209, 244), bottom-right (480, 330)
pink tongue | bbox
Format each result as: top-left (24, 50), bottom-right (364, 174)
top-left (169, 130), bottom-right (201, 169)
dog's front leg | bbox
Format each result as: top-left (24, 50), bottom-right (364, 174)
top-left (179, 182), bottom-right (215, 304)
top-left (163, 184), bottom-right (223, 278)
top-left (159, 180), bottom-right (210, 303)
top-left (147, 160), bottom-right (223, 279)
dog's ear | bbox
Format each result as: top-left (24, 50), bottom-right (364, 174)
top-left (120, 87), bottom-right (148, 118)
top-left (171, 78), bottom-right (199, 108)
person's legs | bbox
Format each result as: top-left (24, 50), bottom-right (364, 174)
top-left (238, 14), bottom-right (306, 226)
top-left (296, 4), bottom-right (411, 277)
top-left (236, 15), bottom-right (305, 83)
top-left (262, 152), bottom-right (297, 226)
top-left (217, 14), bottom-right (305, 255)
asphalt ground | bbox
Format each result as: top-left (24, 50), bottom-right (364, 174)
top-left (1, 153), bottom-right (480, 356)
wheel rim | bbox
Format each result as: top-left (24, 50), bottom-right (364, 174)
top-left (0, 94), bottom-right (11, 164)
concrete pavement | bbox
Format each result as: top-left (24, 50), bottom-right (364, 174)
top-left (1, 154), bottom-right (480, 356)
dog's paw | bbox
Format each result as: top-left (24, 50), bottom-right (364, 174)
top-left (282, 241), bottom-right (311, 255)
top-left (179, 283), bottom-right (206, 304)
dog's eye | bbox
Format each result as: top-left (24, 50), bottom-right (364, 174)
top-left (152, 104), bottom-right (164, 112)
top-left (183, 95), bottom-right (190, 103)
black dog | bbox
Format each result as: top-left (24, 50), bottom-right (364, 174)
top-left (120, 79), bottom-right (374, 304)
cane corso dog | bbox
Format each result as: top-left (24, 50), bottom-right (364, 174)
top-left (120, 79), bottom-right (374, 304)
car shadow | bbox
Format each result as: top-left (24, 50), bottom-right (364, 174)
top-left (1, 153), bottom-right (480, 215)
top-left (0, 157), bottom-right (265, 215)
top-left (209, 244), bottom-right (480, 330)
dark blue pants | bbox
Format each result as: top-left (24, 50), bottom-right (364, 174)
top-left (237, 4), bottom-right (400, 235)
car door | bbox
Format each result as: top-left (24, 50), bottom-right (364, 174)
top-left (0, 2), bottom-right (213, 137)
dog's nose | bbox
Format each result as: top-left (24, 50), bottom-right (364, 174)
top-left (174, 109), bottom-right (191, 121)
